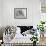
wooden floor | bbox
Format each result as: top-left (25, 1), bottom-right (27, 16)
top-left (40, 37), bottom-right (46, 45)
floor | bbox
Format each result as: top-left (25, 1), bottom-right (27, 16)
top-left (40, 37), bottom-right (46, 45)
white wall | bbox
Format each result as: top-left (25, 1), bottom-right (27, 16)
top-left (1, 0), bottom-right (41, 27)
top-left (0, 0), bottom-right (3, 27)
top-left (0, 0), bottom-right (1, 25)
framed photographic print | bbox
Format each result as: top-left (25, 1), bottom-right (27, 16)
top-left (14, 8), bottom-right (27, 19)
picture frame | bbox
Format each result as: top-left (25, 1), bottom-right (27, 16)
top-left (14, 8), bottom-right (27, 19)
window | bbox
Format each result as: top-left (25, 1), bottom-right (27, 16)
top-left (41, 0), bottom-right (46, 13)
top-left (40, 0), bottom-right (46, 21)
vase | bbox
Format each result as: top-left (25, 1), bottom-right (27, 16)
top-left (40, 32), bottom-right (44, 38)
top-left (33, 41), bottom-right (36, 46)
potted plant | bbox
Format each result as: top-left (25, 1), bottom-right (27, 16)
top-left (31, 36), bottom-right (38, 46)
top-left (37, 21), bottom-right (45, 37)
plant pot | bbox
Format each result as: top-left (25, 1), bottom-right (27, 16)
top-left (33, 41), bottom-right (36, 46)
top-left (40, 32), bottom-right (44, 37)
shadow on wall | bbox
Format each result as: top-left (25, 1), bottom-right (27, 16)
top-left (0, 27), bottom-right (5, 40)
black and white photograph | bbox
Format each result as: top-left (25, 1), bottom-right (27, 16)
top-left (14, 8), bottom-right (27, 19)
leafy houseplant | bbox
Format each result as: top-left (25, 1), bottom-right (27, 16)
top-left (31, 36), bottom-right (38, 46)
top-left (37, 21), bottom-right (45, 37)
